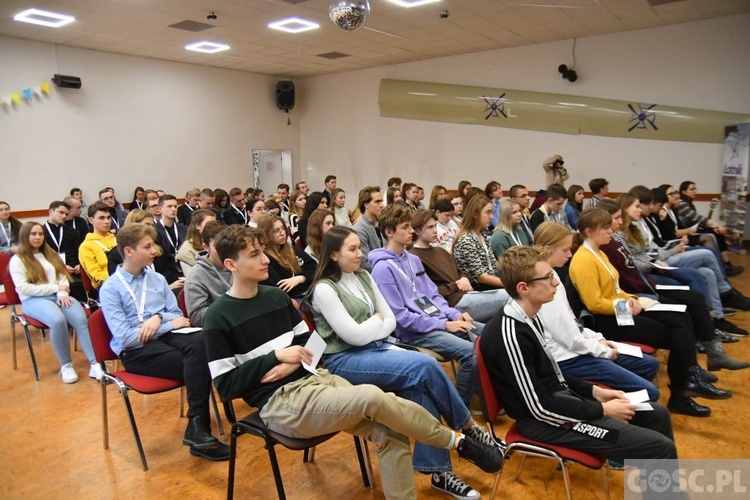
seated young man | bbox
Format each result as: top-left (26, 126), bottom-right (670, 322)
top-left (480, 246), bottom-right (677, 461)
top-left (587, 178), bottom-right (609, 208)
top-left (369, 204), bottom-right (481, 407)
top-left (99, 188), bottom-right (128, 233)
top-left (100, 223), bottom-right (229, 461)
top-left (529, 183), bottom-right (571, 233)
top-left (45, 200), bottom-right (85, 301)
top-left (184, 221), bottom-right (231, 326)
top-left (155, 194), bottom-right (188, 260)
top-left (201, 226), bottom-right (503, 498)
top-left (410, 209), bottom-right (508, 323)
top-left (178, 189), bottom-right (202, 226)
top-left (79, 202), bottom-right (118, 290)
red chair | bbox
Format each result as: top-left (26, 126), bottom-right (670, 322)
top-left (89, 309), bottom-right (186, 470)
top-left (475, 340), bottom-right (611, 500)
top-left (175, 288), bottom-right (225, 436)
top-left (0, 252), bottom-right (10, 307)
top-left (4, 266), bottom-right (49, 381)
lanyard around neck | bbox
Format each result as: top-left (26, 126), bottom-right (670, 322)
top-left (234, 205), bottom-right (248, 223)
top-left (45, 223), bottom-right (64, 252)
top-left (582, 241), bottom-right (622, 295)
top-left (508, 301), bottom-right (566, 386)
top-left (116, 268), bottom-right (148, 323)
top-left (0, 222), bottom-right (10, 243)
top-left (387, 258), bottom-right (418, 297)
top-left (160, 221), bottom-right (179, 251)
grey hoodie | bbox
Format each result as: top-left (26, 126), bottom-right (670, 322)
top-left (184, 251), bottom-right (232, 326)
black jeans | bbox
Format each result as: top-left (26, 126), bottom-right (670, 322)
top-left (120, 332), bottom-right (211, 419)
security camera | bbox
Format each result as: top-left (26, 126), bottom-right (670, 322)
top-left (207, 12), bottom-right (217, 20)
top-left (439, 10), bottom-right (450, 19)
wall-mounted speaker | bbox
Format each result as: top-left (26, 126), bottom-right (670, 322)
top-left (276, 81), bottom-right (295, 112)
top-left (52, 74), bottom-right (82, 89)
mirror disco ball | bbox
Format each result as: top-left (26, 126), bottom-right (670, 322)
top-left (329, 0), bottom-right (370, 31)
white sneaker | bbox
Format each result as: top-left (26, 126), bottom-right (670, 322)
top-left (60, 363), bottom-right (79, 384)
top-left (89, 363), bottom-right (104, 381)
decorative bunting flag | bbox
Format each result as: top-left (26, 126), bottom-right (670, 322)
top-left (11, 93), bottom-right (21, 105)
top-left (22, 88), bottom-right (33, 101)
top-left (2, 81), bottom-right (53, 109)
top-left (41, 82), bottom-right (50, 94)
top-left (1, 96), bottom-right (11, 106)
top-left (32, 86), bottom-right (42, 96)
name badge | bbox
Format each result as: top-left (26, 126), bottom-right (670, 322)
top-left (58, 253), bottom-right (66, 265)
top-left (415, 295), bottom-right (439, 316)
top-left (614, 299), bottom-right (634, 326)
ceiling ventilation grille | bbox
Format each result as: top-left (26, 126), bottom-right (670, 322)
top-left (168, 20), bottom-right (216, 32)
top-left (317, 51), bottom-right (350, 59)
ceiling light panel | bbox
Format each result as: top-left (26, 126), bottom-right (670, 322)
top-left (268, 17), bottom-right (320, 33)
top-left (14, 8), bottom-right (75, 28)
top-left (185, 41), bottom-right (230, 54)
top-left (385, 0), bottom-right (442, 8)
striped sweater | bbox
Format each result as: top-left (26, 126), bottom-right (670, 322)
top-left (480, 306), bottom-right (602, 426)
top-left (202, 286), bottom-right (310, 409)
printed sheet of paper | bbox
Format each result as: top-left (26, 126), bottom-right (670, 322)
top-left (173, 327), bottom-right (202, 334)
top-left (302, 331), bottom-right (327, 376)
top-left (624, 389), bottom-right (653, 411)
top-left (612, 341), bottom-right (643, 358)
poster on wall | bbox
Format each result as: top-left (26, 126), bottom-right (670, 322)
top-left (720, 124), bottom-right (749, 243)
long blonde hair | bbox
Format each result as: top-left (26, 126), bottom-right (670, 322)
top-left (17, 222), bottom-right (71, 284)
top-left (259, 215), bottom-right (301, 274)
top-left (619, 193), bottom-right (646, 248)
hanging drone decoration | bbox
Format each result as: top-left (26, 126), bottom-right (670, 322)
top-left (627, 103), bottom-right (659, 132)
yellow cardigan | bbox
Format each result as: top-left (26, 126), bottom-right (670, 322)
top-left (78, 232), bottom-right (117, 289)
top-left (568, 245), bottom-right (635, 315)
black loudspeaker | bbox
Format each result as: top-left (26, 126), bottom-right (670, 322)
top-left (52, 74), bottom-right (82, 89)
top-left (276, 81), bottom-right (295, 111)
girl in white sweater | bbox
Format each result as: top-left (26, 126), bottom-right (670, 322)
top-left (9, 222), bottom-right (100, 383)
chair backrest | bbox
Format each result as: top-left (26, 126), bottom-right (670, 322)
top-left (0, 252), bottom-right (11, 281)
top-left (3, 265), bottom-right (22, 306)
top-left (474, 340), bottom-right (504, 423)
top-left (89, 309), bottom-right (120, 363)
top-left (177, 289), bottom-right (188, 317)
top-left (290, 298), bottom-right (316, 332)
top-left (80, 267), bottom-right (95, 294)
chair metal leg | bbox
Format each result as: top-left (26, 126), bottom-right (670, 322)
top-left (227, 426), bottom-right (239, 500)
top-left (210, 389), bottom-right (224, 436)
top-left (515, 454), bottom-right (527, 481)
top-left (490, 473), bottom-right (501, 500)
top-left (23, 324), bottom-right (40, 381)
top-left (303, 446), bottom-right (316, 463)
top-left (561, 461), bottom-right (573, 500)
top-left (179, 386), bottom-right (185, 417)
top-left (354, 436), bottom-right (374, 488)
top-left (119, 386), bottom-right (149, 471)
top-left (265, 439), bottom-right (287, 500)
top-left (101, 380), bottom-right (110, 449)
top-left (601, 464), bottom-right (611, 500)
top-left (10, 318), bottom-right (17, 369)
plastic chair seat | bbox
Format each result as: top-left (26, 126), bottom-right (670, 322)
top-left (239, 411), bottom-right (340, 451)
top-left (23, 315), bottom-right (49, 330)
top-left (505, 423), bottom-right (605, 469)
top-left (112, 371), bottom-right (184, 394)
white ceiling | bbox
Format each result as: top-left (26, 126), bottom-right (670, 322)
top-left (2, 0), bottom-right (749, 78)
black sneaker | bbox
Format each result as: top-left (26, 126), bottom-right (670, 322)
top-left (721, 291), bottom-right (750, 312)
top-left (431, 472), bottom-right (480, 499)
top-left (725, 262), bottom-right (745, 277)
top-left (714, 318), bottom-right (748, 337)
top-left (465, 425), bottom-right (507, 452)
top-left (456, 434), bottom-right (504, 473)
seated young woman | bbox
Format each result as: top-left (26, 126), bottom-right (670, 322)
top-left (533, 221), bottom-right (660, 401)
top-left (259, 215), bottom-right (316, 301)
top-left (490, 198), bottom-right (531, 257)
top-left (616, 194), bottom-right (750, 330)
top-left (107, 210), bottom-right (183, 290)
top-left (304, 208), bottom-right (334, 263)
top-left (410, 209), bottom-right (508, 323)
top-left (287, 189), bottom-right (306, 243)
top-left (304, 225), bottom-right (497, 499)
top-left (453, 195), bottom-right (504, 290)
top-left (176, 209), bottom-right (216, 275)
top-left (596, 200), bottom-right (749, 370)
top-left (330, 188), bottom-right (353, 228)
top-left (247, 198), bottom-right (267, 228)
top-left (0, 200), bottom-right (22, 254)
top-left (678, 180), bottom-right (742, 274)
top-left (569, 208), bottom-right (730, 418)
top-left (297, 192), bottom-right (328, 247)
top-left (9, 222), bottom-right (101, 383)
top-left (564, 184), bottom-right (585, 231)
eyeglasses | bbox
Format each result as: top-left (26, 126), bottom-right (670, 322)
top-left (666, 191), bottom-right (679, 197)
top-left (526, 271), bottom-right (555, 284)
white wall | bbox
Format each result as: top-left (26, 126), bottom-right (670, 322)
top-left (298, 13), bottom-right (750, 196)
top-left (0, 36), bottom-right (299, 211)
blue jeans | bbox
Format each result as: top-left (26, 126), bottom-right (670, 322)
top-left (557, 354), bottom-right (661, 402)
top-left (454, 289), bottom-right (509, 322)
top-left (403, 325), bottom-right (481, 407)
top-left (324, 341), bottom-right (471, 473)
top-left (686, 245), bottom-right (727, 280)
top-left (663, 248), bottom-right (730, 318)
top-left (21, 294), bottom-right (95, 366)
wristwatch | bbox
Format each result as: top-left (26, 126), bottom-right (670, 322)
top-left (155, 313), bottom-right (163, 321)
